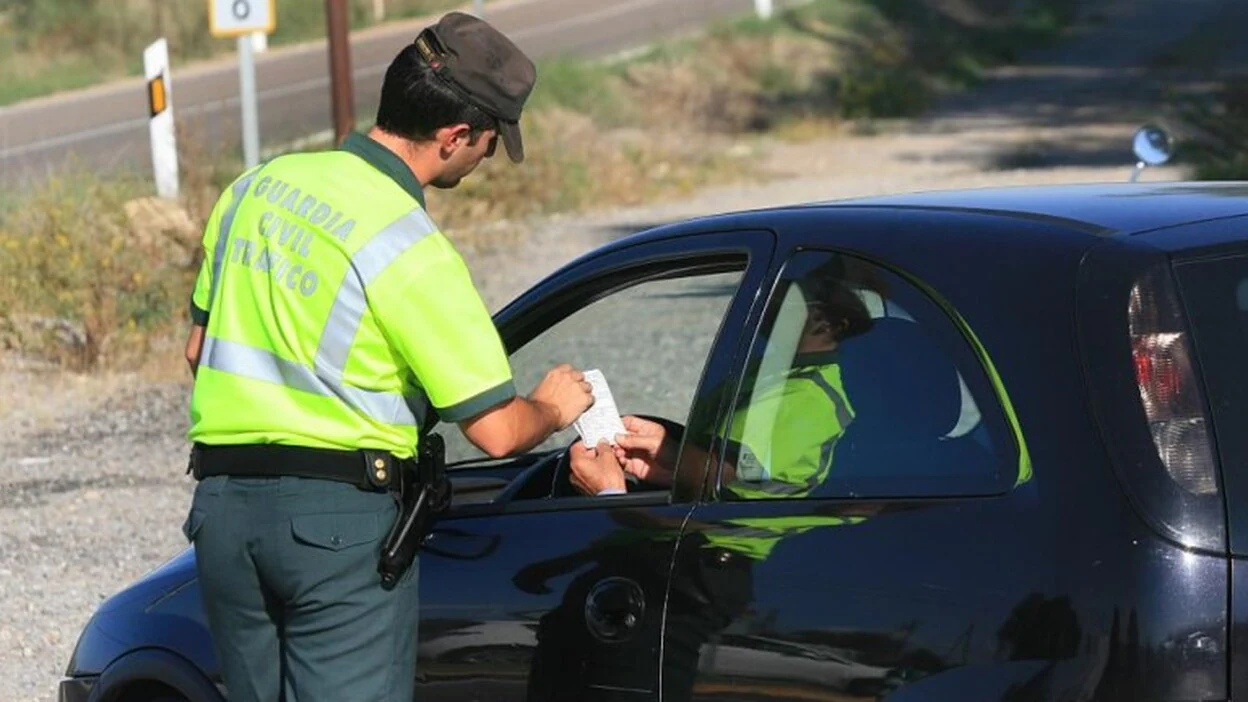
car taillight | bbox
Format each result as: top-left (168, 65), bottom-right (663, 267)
top-left (1129, 270), bottom-right (1218, 496)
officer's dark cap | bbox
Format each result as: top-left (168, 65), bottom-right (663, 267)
top-left (414, 12), bottom-right (536, 163)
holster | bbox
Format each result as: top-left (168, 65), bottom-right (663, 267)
top-left (378, 432), bottom-right (451, 590)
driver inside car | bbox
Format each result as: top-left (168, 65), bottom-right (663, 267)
top-left (559, 260), bottom-right (880, 702)
top-left (569, 258), bottom-right (876, 500)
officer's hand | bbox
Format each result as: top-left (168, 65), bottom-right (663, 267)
top-left (614, 416), bottom-right (676, 486)
top-left (530, 364), bottom-right (593, 429)
top-left (569, 441), bottom-right (626, 496)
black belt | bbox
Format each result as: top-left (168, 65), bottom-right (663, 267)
top-left (189, 442), bottom-right (411, 491)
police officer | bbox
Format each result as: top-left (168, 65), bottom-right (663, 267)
top-left (181, 13), bottom-right (593, 702)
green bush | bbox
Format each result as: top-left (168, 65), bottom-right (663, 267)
top-left (834, 64), bottom-right (929, 119)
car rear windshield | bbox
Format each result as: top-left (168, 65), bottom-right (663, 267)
top-left (1175, 254), bottom-right (1248, 554)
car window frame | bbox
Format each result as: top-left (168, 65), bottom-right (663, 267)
top-left (442, 229), bottom-right (778, 519)
top-left (707, 245), bottom-right (1026, 503)
top-left (1171, 250), bottom-right (1248, 554)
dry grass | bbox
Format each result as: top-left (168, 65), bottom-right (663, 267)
top-left (0, 108), bottom-right (739, 373)
top-left (428, 110), bottom-right (735, 235)
top-left (0, 0), bottom-right (1081, 374)
top-left (0, 173), bottom-right (199, 370)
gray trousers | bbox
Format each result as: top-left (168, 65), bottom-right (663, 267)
top-left (183, 475), bottom-right (419, 702)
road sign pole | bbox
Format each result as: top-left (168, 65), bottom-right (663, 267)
top-left (755, 0), bottom-right (773, 19)
top-left (238, 34), bottom-right (261, 167)
top-left (210, 0), bottom-right (274, 166)
top-left (473, 0), bottom-right (483, 17)
top-left (326, 0), bottom-right (356, 145)
top-left (143, 38), bottom-right (179, 199)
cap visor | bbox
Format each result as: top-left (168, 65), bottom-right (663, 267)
top-left (499, 120), bottom-right (524, 163)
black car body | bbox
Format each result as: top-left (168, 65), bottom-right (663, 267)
top-left (63, 183), bottom-right (1248, 702)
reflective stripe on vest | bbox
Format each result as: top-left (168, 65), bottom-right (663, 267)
top-left (316, 208), bottom-right (438, 371)
top-left (199, 206), bottom-right (438, 427)
top-left (793, 368), bottom-right (853, 429)
top-left (209, 171), bottom-right (260, 309)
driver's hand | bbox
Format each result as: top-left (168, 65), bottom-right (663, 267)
top-left (614, 416), bottom-right (676, 486)
top-left (569, 441), bottom-right (626, 496)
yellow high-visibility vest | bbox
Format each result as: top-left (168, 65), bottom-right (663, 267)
top-left (188, 133), bottom-right (514, 458)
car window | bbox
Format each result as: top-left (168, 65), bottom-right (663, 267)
top-left (442, 267), bottom-right (745, 467)
top-left (718, 250), bottom-right (1014, 500)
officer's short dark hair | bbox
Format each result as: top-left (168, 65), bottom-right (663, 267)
top-left (376, 44), bottom-right (497, 143)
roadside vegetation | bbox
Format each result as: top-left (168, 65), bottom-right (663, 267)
top-left (1147, 0), bottom-right (1247, 180)
top-left (0, 0), bottom-right (459, 105)
top-left (0, 0), bottom-right (1079, 371)
top-left (1179, 83), bottom-right (1248, 180)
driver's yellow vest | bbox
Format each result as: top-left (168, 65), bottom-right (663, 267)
top-left (709, 360), bottom-right (855, 560)
top-left (188, 144), bottom-right (514, 459)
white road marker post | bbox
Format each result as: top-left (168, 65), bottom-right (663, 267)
top-left (237, 35), bottom-right (260, 167)
top-left (755, 0), bottom-right (773, 20)
top-left (473, 0), bottom-right (484, 17)
top-left (143, 38), bottom-right (179, 199)
top-left (209, 0), bottom-right (276, 168)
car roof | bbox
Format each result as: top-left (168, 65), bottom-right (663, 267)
top-left (819, 182), bottom-right (1248, 236)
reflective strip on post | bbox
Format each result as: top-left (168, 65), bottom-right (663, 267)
top-left (147, 76), bottom-right (168, 117)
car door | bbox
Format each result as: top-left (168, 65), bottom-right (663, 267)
top-left (666, 246), bottom-right (1057, 702)
top-left (412, 230), bottom-right (775, 702)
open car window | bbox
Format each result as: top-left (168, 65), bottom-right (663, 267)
top-left (439, 261), bottom-right (747, 505)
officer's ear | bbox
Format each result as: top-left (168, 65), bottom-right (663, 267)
top-left (436, 123), bottom-right (474, 155)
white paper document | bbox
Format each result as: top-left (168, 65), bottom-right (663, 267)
top-left (574, 369), bottom-right (626, 447)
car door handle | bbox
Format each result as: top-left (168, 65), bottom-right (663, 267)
top-left (585, 576), bottom-right (646, 643)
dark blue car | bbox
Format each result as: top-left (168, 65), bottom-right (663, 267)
top-left (62, 183), bottom-right (1248, 702)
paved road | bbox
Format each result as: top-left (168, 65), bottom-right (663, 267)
top-left (0, 0), bottom-right (774, 185)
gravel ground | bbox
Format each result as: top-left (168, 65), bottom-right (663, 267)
top-left (2, 0), bottom-right (1240, 698)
